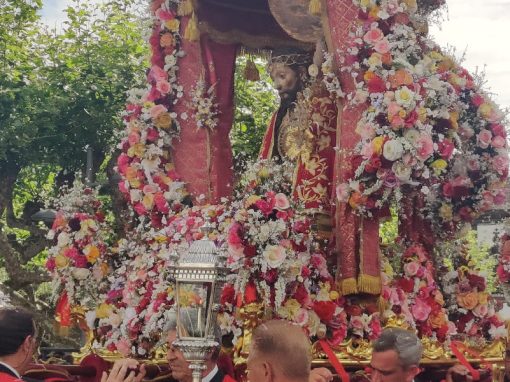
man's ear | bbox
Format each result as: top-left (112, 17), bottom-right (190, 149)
top-left (21, 335), bottom-right (33, 353)
top-left (406, 365), bottom-right (421, 380)
top-left (261, 361), bottom-right (274, 382)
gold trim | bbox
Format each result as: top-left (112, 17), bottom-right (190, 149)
top-left (357, 274), bottom-right (381, 294)
top-left (339, 277), bottom-right (358, 295)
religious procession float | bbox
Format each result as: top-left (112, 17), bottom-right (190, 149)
top-left (43, 0), bottom-right (510, 380)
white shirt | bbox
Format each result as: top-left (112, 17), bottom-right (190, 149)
top-left (0, 361), bottom-right (21, 379)
top-left (202, 365), bottom-right (219, 382)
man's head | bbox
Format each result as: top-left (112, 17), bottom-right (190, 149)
top-left (0, 308), bottom-right (38, 374)
top-left (165, 309), bottom-right (220, 382)
top-left (268, 51), bottom-right (312, 107)
top-left (247, 320), bottom-right (311, 382)
top-left (370, 328), bottom-right (423, 382)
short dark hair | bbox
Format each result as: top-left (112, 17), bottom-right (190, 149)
top-left (372, 328), bottom-right (422, 369)
top-left (0, 308), bottom-right (36, 356)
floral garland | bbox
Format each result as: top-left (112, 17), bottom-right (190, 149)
top-left (190, 79), bottom-right (219, 130)
top-left (46, 181), bottom-right (112, 307)
top-left (338, 0), bottom-right (508, 239)
top-left (497, 230), bottom-right (510, 284)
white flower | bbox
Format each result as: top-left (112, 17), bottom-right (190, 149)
top-left (262, 245), bottom-right (287, 268)
top-left (72, 268), bottom-right (90, 280)
top-left (395, 86), bottom-right (415, 108)
top-left (382, 140), bottom-right (404, 161)
top-left (308, 64), bottom-right (319, 77)
top-left (392, 161), bottom-right (411, 182)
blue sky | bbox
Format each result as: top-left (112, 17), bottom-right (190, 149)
top-left (39, 0), bottom-right (510, 111)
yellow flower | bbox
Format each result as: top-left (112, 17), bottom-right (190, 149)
top-left (429, 51), bottom-right (443, 61)
top-left (55, 254), bottom-right (69, 268)
top-left (368, 53), bottom-right (382, 67)
top-left (329, 291), bottom-right (340, 300)
top-left (372, 136), bottom-right (384, 155)
top-left (402, 0), bottom-right (417, 11)
top-left (478, 103), bottom-right (493, 119)
top-left (279, 299), bottom-right (301, 319)
top-left (257, 167), bottom-right (270, 179)
top-left (439, 204), bottom-right (453, 221)
top-left (478, 292), bottom-right (488, 305)
top-left (368, 5), bottom-right (380, 18)
top-left (165, 19), bottom-right (180, 32)
top-left (418, 107), bottom-right (427, 122)
top-left (128, 143), bottom-right (146, 158)
top-left (84, 245), bottom-right (100, 264)
top-left (449, 111), bottom-right (459, 129)
top-left (100, 262), bottom-right (109, 276)
top-left (143, 193), bottom-right (154, 209)
top-left (245, 195), bottom-right (261, 208)
top-left (154, 112), bottom-right (173, 129)
top-left (96, 303), bottom-right (112, 319)
top-left (431, 159), bottom-right (447, 175)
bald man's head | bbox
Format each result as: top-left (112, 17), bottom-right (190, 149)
top-left (247, 320), bottom-right (311, 382)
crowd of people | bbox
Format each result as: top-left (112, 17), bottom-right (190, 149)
top-left (0, 308), bottom-right (492, 382)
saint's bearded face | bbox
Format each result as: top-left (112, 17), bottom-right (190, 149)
top-left (269, 62), bottom-right (303, 106)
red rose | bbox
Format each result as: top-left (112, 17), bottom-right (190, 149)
top-left (467, 273), bottom-right (486, 291)
top-left (313, 301), bottom-right (336, 322)
top-left (293, 284), bottom-right (309, 305)
top-left (220, 284), bottom-right (236, 305)
top-left (367, 75), bottom-right (386, 93)
top-left (458, 206), bottom-right (474, 222)
top-left (263, 268), bottom-right (279, 285)
top-left (365, 155), bottom-right (381, 173)
top-left (244, 244), bottom-right (257, 258)
top-left (438, 139), bottom-right (455, 159)
top-left (397, 278), bottom-right (414, 293)
top-left (345, 305), bottom-right (363, 316)
top-left (244, 282), bottom-right (258, 304)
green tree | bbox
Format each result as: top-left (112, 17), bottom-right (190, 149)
top-left (0, 0), bottom-right (147, 338)
top-left (231, 56), bottom-right (277, 173)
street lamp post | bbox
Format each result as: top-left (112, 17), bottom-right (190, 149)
top-left (169, 221), bottom-right (228, 382)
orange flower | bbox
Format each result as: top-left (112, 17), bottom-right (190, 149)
top-left (154, 112), bottom-right (173, 129)
top-left (160, 33), bottom-right (175, 48)
top-left (348, 192), bottom-right (366, 209)
top-left (457, 292), bottom-right (478, 310)
top-left (389, 69), bottom-right (413, 88)
top-left (428, 311), bottom-right (446, 329)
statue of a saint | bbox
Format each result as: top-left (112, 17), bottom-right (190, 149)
top-left (259, 50), bottom-right (337, 233)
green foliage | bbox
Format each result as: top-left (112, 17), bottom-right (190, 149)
top-left (379, 206), bottom-right (399, 246)
top-left (0, 0), bottom-right (147, 170)
top-left (231, 56), bottom-right (278, 172)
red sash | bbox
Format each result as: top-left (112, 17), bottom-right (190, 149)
top-left (0, 372), bottom-right (23, 382)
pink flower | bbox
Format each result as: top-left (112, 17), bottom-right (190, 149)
top-left (411, 298), bottom-right (432, 322)
top-left (336, 183), bottom-right (350, 203)
top-left (149, 65), bottom-right (168, 82)
top-left (492, 154), bottom-right (509, 176)
top-left (150, 104), bottom-right (167, 119)
top-left (146, 128), bottom-right (160, 142)
top-left (415, 134), bottom-right (434, 161)
top-left (46, 257), bottom-right (56, 272)
top-left (295, 309), bottom-right (309, 326)
top-left (494, 190), bottom-right (506, 205)
top-left (361, 142), bottom-right (374, 159)
top-left (467, 158), bottom-right (480, 172)
top-left (134, 202), bottom-right (148, 216)
top-left (472, 94), bottom-right (484, 107)
top-left (350, 316), bottom-right (365, 331)
top-left (404, 261), bottom-right (420, 277)
top-left (155, 8), bottom-right (174, 21)
top-left (274, 193), bottom-right (290, 210)
top-left (477, 129), bottom-right (492, 149)
top-left (492, 135), bottom-right (507, 149)
top-left (156, 80), bottom-right (171, 95)
top-left (438, 139), bottom-right (455, 160)
top-left (491, 123), bottom-right (507, 138)
top-left (356, 122), bottom-right (376, 140)
top-left (263, 245), bottom-right (287, 268)
top-left (128, 132), bottom-right (140, 146)
top-left (363, 28), bottom-right (384, 44)
top-left (374, 39), bottom-right (390, 54)
top-left (116, 339), bottom-right (131, 356)
top-left (473, 304), bottom-right (488, 318)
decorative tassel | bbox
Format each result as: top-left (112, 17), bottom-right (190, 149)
top-left (340, 278), bottom-right (358, 295)
top-left (309, 0), bottom-right (322, 16)
top-left (244, 59), bottom-right (260, 81)
top-left (357, 274), bottom-right (382, 295)
top-left (184, 12), bottom-right (200, 42)
top-left (177, 0), bottom-right (193, 16)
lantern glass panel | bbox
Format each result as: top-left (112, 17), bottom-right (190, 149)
top-left (177, 281), bottom-right (212, 339)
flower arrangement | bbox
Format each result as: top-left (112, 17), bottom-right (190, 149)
top-left (338, 0), bottom-right (508, 239)
top-left (442, 268), bottom-right (506, 344)
top-left (46, 181), bottom-right (112, 308)
top-left (380, 244), bottom-right (454, 342)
